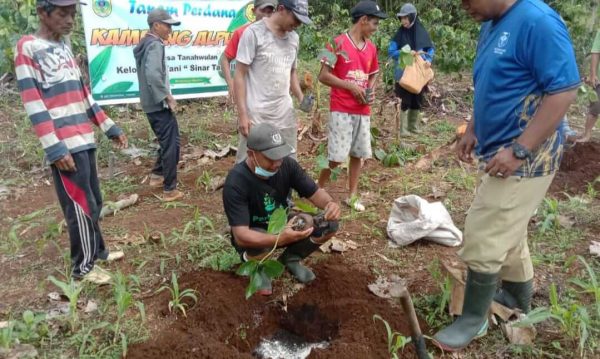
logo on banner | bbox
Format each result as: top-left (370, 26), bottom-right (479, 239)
top-left (93, 0), bottom-right (112, 17)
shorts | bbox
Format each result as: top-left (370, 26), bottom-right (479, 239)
top-left (327, 111), bottom-right (372, 163)
top-left (589, 85), bottom-right (600, 117)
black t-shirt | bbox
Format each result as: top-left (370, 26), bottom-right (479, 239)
top-left (222, 157), bottom-right (319, 230)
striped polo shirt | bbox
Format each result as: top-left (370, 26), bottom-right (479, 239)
top-left (15, 35), bottom-right (122, 163)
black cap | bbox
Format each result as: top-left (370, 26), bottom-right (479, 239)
top-left (38, 0), bottom-right (87, 6)
top-left (351, 1), bottom-right (388, 19)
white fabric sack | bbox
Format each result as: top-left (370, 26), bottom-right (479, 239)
top-left (387, 195), bottom-right (462, 247)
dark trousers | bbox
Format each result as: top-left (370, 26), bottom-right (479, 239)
top-left (395, 83), bottom-right (425, 111)
top-left (51, 149), bottom-right (108, 278)
top-left (146, 108), bottom-right (180, 191)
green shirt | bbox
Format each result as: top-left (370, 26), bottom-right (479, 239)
top-left (593, 30), bottom-right (600, 76)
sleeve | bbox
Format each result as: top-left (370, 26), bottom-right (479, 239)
top-left (420, 47), bottom-right (435, 63)
top-left (388, 40), bottom-right (400, 60)
top-left (222, 177), bottom-right (251, 227)
top-left (144, 41), bottom-right (170, 105)
top-left (81, 81), bottom-right (122, 138)
top-left (235, 27), bottom-right (256, 66)
top-left (523, 14), bottom-right (580, 94)
top-left (592, 30), bottom-right (600, 53)
top-left (288, 160), bottom-right (319, 198)
top-left (15, 39), bottom-right (69, 163)
top-left (369, 44), bottom-right (379, 75)
top-left (224, 27), bottom-right (243, 60)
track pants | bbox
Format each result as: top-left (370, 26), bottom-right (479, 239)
top-left (51, 149), bottom-right (108, 278)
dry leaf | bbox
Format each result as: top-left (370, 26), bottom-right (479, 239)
top-left (330, 239), bottom-right (347, 252)
top-left (431, 186), bottom-right (446, 199)
top-left (557, 215), bottom-right (574, 229)
top-left (501, 314), bottom-right (537, 345)
top-left (590, 241), bottom-right (600, 257)
top-left (491, 301), bottom-right (520, 322)
top-left (368, 275), bottom-right (407, 299)
top-left (84, 300), bottom-right (99, 314)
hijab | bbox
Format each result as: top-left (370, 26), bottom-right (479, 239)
top-left (393, 13), bottom-right (433, 51)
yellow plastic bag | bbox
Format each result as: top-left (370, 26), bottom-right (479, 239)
top-left (398, 54), bottom-right (434, 94)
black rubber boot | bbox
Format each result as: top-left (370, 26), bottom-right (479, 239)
top-left (494, 279), bottom-right (533, 313)
top-left (278, 238), bottom-right (321, 283)
top-left (432, 269), bottom-right (498, 352)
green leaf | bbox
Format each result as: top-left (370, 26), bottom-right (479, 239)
top-left (261, 260), bottom-right (284, 279)
top-left (267, 207), bottom-right (287, 235)
top-left (236, 260), bottom-right (258, 276)
top-left (227, 2), bottom-right (252, 32)
top-left (294, 200), bottom-right (319, 215)
top-left (90, 46), bottom-right (113, 89)
top-left (383, 153), bottom-right (400, 167)
top-left (317, 48), bottom-right (337, 67)
top-left (316, 155), bottom-right (329, 170)
top-left (101, 81), bottom-right (133, 95)
top-left (374, 148), bottom-right (387, 161)
top-left (245, 271), bottom-right (263, 299)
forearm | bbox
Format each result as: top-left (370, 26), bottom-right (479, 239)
top-left (368, 73), bottom-right (378, 89)
top-left (232, 226), bottom-right (290, 248)
top-left (290, 68), bottom-right (303, 100)
top-left (234, 65), bottom-right (249, 118)
top-left (319, 67), bottom-right (354, 92)
top-left (220, 54), bottom-right (233, 88)
top-left (591, 53), bottom-right (599, 78)
top-left (517, 89), bottom-right (578, 150)
top-left (308, 188), bottom-right (334, 210)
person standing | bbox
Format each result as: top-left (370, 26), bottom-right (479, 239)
top-left (133, 9), bottom-right (183, 202)
top-left (388, 3), bottom-right (434, 136)
top-left (433, 0), bottom-right (580, 352)
top-left (15, 0), bottom-right (128, 284)
top-left (316, 1), bottom-right (387, 212)
top-left (233, 0), bottom-right (311, 164)
top-left (220, 0), bottom-right (276, 103)
top-left (579, 29), bottom-right (600, 143)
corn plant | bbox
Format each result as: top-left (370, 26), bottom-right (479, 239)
top-left (236, 207), bottom-right (287, 299)
top-left (112, 272), bottom-right (145, 343)
top-left (0, 319), bottom-right (15, 349)
top-left (158, 272), bottom-right (198, 317)
top-left (570, 256), bottom-right (600, 318)
top-left (48, 275), bottom-right (83, 332)
top-left (373, 314), bottom-right (412, 359)
top-left (182, 208), bottom-right (214, 238)
top-left (538, 197), bottom-right (560, 234)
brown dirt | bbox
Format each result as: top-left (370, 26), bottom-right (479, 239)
top-left (550, 141), bottom-right (600, 195)
top-left (128, 255), bottom-right (421, 359)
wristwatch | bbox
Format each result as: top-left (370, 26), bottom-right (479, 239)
top-left (511, 142), bottom-right (532, 160)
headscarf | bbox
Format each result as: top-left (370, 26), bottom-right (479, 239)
top-left (393, 13), bottom-right (433, 52)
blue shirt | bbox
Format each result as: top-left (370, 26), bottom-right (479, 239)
top-left (473, 0), bottom-right (580, 177)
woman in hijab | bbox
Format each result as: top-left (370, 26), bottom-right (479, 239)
top-left (388, 3), bottom-right (434, 136)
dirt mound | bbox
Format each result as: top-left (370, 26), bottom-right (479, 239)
top-left (550, 142), bottom-right (600, 195)
top-left (128, 256), bottom-right (420, 358)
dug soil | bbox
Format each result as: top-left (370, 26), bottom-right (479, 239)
top-left (550, 141), bottom-right (600, 195)
top-left (128, 255), bottom-right (421, 358)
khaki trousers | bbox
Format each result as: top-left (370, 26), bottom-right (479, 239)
top-left (458, 172), bottom-right (555, 282)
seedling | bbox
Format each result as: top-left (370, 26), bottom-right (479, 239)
top-left (236, 207), bottom-right (287, 299)
top-left (48, 276), bottom-right (83, 332)
top-left (373, 314), bottom-right (412, 359)
top-left (318, 38), bottom-right (349, 68)
top-left (112, 272), bottom-right (145, 343)
top-left (158, 272), bottom-right (198, 317)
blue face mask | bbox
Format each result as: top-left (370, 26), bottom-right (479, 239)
top-left (253, 154), bottom-right (278, 178)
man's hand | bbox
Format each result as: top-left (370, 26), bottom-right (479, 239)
top-left (484, 147), bottom-right (524, 178)
top-left (238, 114), bottom-right (251, 137)
top-left (281, 219), bottom-right (313, 244)
top-left (589, 74), bottom-right (599, 87)
top-left (166, 95), bottom-right (177, 112)
top-left (227, 86), bottom-right (236, 105)
top-left (457, 125), bottom-right (477, 163)
top-left (348, 83), bottom-right (366, 104)
top-left (112, 134), bottom-right (128, 149)
top-left (54, 153), bottom-right (76, 172)
top-left (323, 201), bottom-right (341, 221)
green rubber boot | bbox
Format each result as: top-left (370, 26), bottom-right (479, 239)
top-left (433, 269), bottom-right (498, 352)
top-left (494, 279), bottom-right (533, 313)
top-left (399, 110), bottom-right (411, 136)
top-left (407, 109), bottom-right (421, 134)
top-left (278, 238), bottom-right (321, 283)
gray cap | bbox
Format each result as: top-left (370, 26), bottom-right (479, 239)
top-left (247, 123), bottom-right (295, 160)
top-left (397, 3), bottom-right (417, 17)
top-left (279, 0), bottom-right (312, 25)
top-left (147, 8), bottom-right (181, 26)
top-left (255, 0), bottom-right (277, 9)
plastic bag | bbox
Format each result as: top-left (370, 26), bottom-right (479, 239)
top-left (398, 54), bottom-right (434, 94)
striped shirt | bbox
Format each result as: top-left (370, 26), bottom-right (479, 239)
top-left (15, 35), bottom-right (122, 163)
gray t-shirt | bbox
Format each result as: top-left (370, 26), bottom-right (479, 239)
top-left (236, 20), bottom-right (298, 129)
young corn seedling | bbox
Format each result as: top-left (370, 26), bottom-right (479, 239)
top-left (236, 207), bottom-right (287, 299)
top-left (373, 314), bottom-right (412, 359)
top-left (158, 272), bottom-right (198, 317)
top-left (48, 276), bottom-right (83, 332)
top-left (112, 272), bottom-right (145, 343)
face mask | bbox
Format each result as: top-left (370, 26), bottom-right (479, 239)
top-left (253, 154), bottom-right (278, 178)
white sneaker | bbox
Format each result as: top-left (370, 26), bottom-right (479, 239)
top-left (82, 266), bottom-right (111, 285)
top-left (105, 250), bottom-right (124, 261)
top-left (344, 197), bottom-right (366, 212)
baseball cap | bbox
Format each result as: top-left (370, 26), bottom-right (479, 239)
top-left (279, 0), bottom-right (312, 25)
top-left (247, 124), bottom-right (295, 160)
top-left (350, 1), bottom-right (388, 19)
top-left (396, 3), bottom-right (417, 17)
top-left (255, 0), bottom-right (277, 9)
top-left (147, 8), bottom-right (181, 26)
top-left (38, 0), bottom-right (87, 6)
